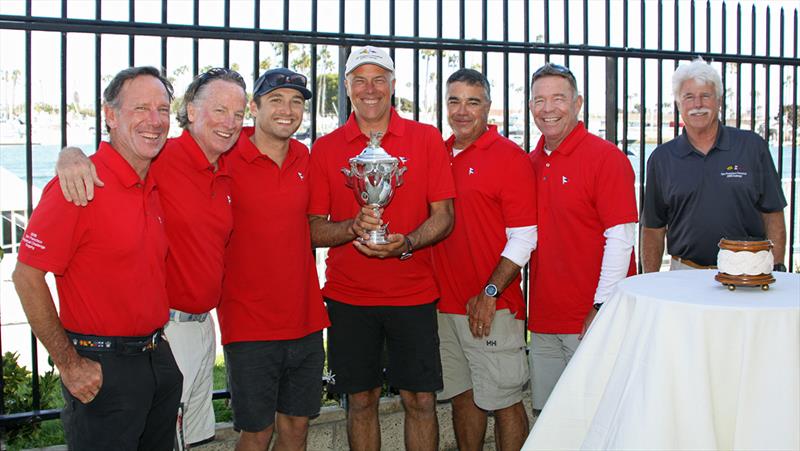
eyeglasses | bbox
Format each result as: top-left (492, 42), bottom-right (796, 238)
top-left (253, 72), bottom-right (308, 97)
top-left (532, 63), bottom-right (577, 85)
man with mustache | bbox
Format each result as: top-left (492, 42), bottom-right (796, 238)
top-left (641, 59), bottom-right (787, 273)
top-left (54, 67), bottom-right (248, 448)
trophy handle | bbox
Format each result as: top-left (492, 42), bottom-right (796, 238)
top-left (341, 168), bottom-right (354, 188)
top-left (395, 166), bottom-right (408, 187)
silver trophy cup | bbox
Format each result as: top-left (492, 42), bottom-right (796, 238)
top-left (341, 133), bottom-right (407, 244)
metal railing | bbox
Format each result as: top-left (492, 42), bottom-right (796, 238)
top-left (0, 0), bottom-right (797, 435)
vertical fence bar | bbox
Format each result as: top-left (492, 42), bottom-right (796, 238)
top-left (690, 0), bottom-right (695, 53)
top-left (657, 0), bottom-right (663, 145)
top-left (706, 0), bottom-right (711, 53)
top-left (459, 0), bottom-right (465, 68)
top-left (502, 0), bottom-right (509, 137)
top-left (192, 0), bottom-right (199, 75)
top-left (221, 0), bottom-right (229, 68)
top-left (639, 0), bottom-right (646, 192)
top-left (436, 0), bottom-right (443, 132)
top-left (310, 0), bottom-right (318, 142)
top-left (582, 0), bottom-right (589, 125)
top-left (161, 0), bottom-right (168, 74)
top-left (721, 2), bottom-right (727, 125)
top-left (790, 10), bottom-right (798, 272)
top-left (765, 8), bottom-right (771, 143)
top-left (750, 5), bottom-right (756, 132)
top-left (94, 2), bottom-right (102, 147)
top-left (481, 0), bottom-right (488, 72)
top-left (522, 0), bottom-right (530, 326)
top-left (736, 3), bottom-right (741, 129)
top-left (60, 0), bottom-right (67, 150)
top-left (622, 1), bottom-right (628, 149)
top-left (252, 0), bottom-right (260, 83)
top-left (25, 0), bottom-right (40, 412)
top-left (413, 0), bottom-right (419, 121)
top-left (778, 8), bottom-right (785, 179)
top-left (282, 0), bottom-right (289, 68)
top-left (673, 0), bottom-right (679, 137)
top-left (544, 0), bottom-right (550, 63)
top-left (129, 1), bottom-right (135, 66)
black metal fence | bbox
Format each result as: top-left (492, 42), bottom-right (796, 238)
top-left (0, 0), bottom-right (797, 435)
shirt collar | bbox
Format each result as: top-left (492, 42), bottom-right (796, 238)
top-left (532, 121), bottom-right (587, 157)
top-left (176, 129), bottom-right (229, 175)
top-left (237, 126), bottom-right (301, 167)
top-left (445, 124), bottom-right (501, 156)
top-left (343, 108), bottom-right (406, 143)
top-left (95, 141), bottom-right (155, 190)
top-left (676, 122), bottom-right (728, 157)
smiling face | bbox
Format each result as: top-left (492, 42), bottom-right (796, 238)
top-left (104, 74), bottom-right (171, 176)
top-left (446, 81), bottom-right (491, 149)
top-left (250, 87), bottom-right (306, 143)
top-left (529, 75), bottom-right (583, 151)
top-left (187, 79), bottom-right (246, 163)
top-left (345, 64), bottom-right (395, 131)
top-left (677, 78), bottom-right (721, 135)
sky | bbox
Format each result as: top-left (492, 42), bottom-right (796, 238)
top-left (0, 0), bottom-right (798, 137)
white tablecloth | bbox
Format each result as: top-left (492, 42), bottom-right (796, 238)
top-left (524, 270), bottom-right (800, 450)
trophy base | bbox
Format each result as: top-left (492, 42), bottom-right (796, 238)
top-left (357, 229), bottom-right (390, 245)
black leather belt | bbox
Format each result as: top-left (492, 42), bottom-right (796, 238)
top-left (67, 329), bottom-right (164, 354)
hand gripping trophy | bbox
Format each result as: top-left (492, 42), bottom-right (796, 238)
top-left (341, 132), bottom-right (407, 244)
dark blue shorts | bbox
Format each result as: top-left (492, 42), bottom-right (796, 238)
top-left (223, 331), bottom-right (324, 432)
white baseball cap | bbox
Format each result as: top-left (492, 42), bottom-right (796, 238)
top-left (345, 46), bottom-right (395, 75)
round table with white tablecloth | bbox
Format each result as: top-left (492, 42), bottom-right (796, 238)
top-left (524, 269), bottom-right (800, 450)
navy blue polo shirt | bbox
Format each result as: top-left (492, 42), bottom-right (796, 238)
top-left (642, 125), bottom-right (786, 267)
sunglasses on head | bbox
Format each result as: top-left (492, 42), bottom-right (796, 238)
top-left (532, 63), bottom-right (577, 84)
top-left (254, 72), bottom-right (308, 97)
top-left (196, 67), bottom-right (244, 85)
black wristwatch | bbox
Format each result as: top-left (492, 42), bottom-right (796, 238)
top-left (773, 263), bottom-right (787, 272)
top-left (484, 283), bottom-right (500, 298)
top-left (399, 236), bottom-right (414, 260)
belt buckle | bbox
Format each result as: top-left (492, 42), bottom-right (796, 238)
top-left (143, 332), bottom-right (158, 352)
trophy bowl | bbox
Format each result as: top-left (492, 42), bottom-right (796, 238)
top-left (341, 133), bottom-right (407, 244)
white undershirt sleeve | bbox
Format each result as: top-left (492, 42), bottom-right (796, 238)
top-left (501, 225), bottom-right (538, 267)
top-left (594, 222), bottom-right (636, 303)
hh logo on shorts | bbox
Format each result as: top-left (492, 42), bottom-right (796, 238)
top-left (486, 340), bottom-right (497, 347)
top-left (720, 164), bottom-right (748, 179)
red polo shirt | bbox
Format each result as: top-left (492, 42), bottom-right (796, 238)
top-left (434, 126), bottom-right (537, 319)
top-left (308, 109), bottom-right (456, 306)
top-left (218, 127), bottom-right (329, 344)
top-left (18, 142), bottom-right (169, 337)
top-left (152, 130), bottom-right (233, 314)
top-left (528, 122), bottom-right (637, 334)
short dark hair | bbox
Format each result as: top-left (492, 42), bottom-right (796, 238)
top-left (446, 68), bottom-right (491, 102)
top-left (103, 66), bottom-right (174, 132)
top-left (530, 63), bottom-right (579, 98)
top-left (176, 67), bottom-right (247, 129)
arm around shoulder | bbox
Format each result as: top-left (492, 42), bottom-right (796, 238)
top-left (57, 146), bottom-right (103, 206)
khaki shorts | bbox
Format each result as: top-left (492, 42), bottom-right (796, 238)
top-left (437, 309), bottom-right (528, 411)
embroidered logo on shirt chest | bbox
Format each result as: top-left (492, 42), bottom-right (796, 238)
top-left (468, 167), bottom-right (475, 175)
top-left (721, 164), bottom-right (748, 179)
top-left (297, 171), bottom-right (305, 181)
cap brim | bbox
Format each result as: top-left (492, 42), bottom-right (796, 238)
top-left (346, 61), bottom-right (394, 75)
top-left (255, 84), bottom-right (313, 100)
